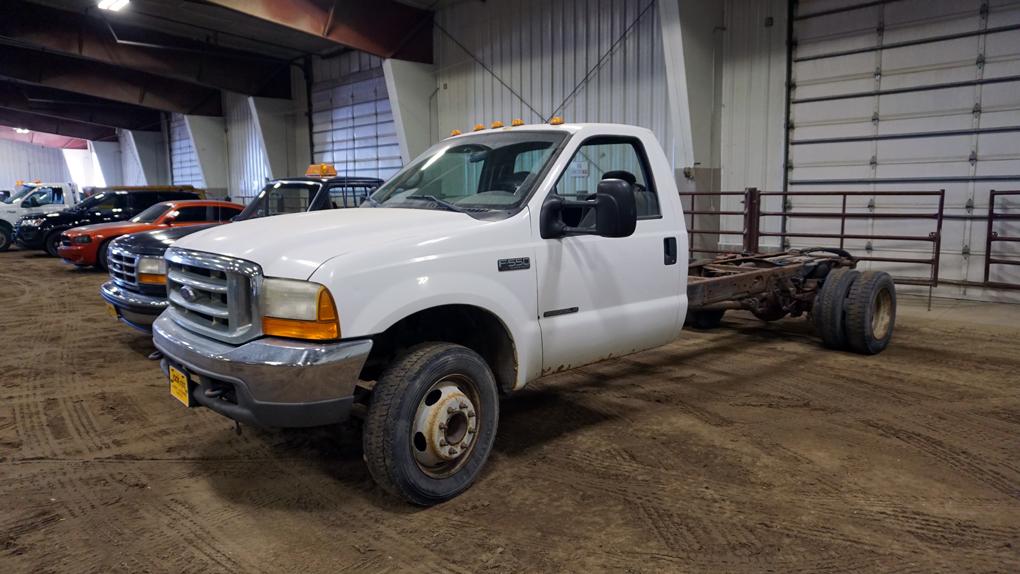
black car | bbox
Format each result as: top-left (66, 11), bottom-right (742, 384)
top-left (100, 176), bottom-right (382, 332)
top-left (15, 187), bottom-right (201, 256)
top-left (100, 224), bottom-right (214, 332)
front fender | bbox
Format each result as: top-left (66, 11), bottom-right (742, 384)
top-left (314, 264), bottom-right (541, 390)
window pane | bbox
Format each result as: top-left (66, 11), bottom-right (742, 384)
top-left (552, 139), bottom-right (660, 224)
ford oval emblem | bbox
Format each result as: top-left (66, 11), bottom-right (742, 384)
top-left (180, 285), bottom-right (199, 303)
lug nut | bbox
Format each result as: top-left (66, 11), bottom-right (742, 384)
top-left (459, 401), bottom-right (468, 409)
top-left (447, 447), bottom-right (458, 456)
top-left (447, 406), bottom-right (457, 414)
top-left (439, 422), bottom-right (447, 430)
top-left (467, 410), bottom-right (476, 418)
top-left (439, 438), bottom-right (448, 447)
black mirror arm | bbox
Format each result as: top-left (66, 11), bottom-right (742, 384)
top-left (540, 195), bottom-right (600, 239)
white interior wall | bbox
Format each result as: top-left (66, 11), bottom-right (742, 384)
top-left (434, 0), bottom-right (679, 165)
top-left (0, 139), bottom-right (71, 189)
top-left (224, 91), bottom-right (271, 202)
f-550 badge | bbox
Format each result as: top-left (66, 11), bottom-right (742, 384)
top-left (498, 257), bottom-right (530, 272)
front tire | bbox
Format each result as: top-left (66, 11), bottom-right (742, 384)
top-left (0, 225), bottom-right (11, 252)
top-left (363, 342), bottom-right (499, 505)
top-left (44, 231), bottom-right (62, 257)
top-left (97, 240), bottom-right (113, 270)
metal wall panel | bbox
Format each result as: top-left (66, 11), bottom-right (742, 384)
top-left (310, 53), bottom-right (402, 180)
top-left (169, 113), bottom-right (204, 188)
top-left (0, 138), bottom-right (71, 187)
top-left (433, 0), bottom-right (677, 165)
top-left (788, 0), bottom-right (1020, 298)
top-left (223, 91), bottom-right (271, 203)
top-left (719, 0), bottom-right (789, 248)
top-left (119, 130), bottom-right (147, 186)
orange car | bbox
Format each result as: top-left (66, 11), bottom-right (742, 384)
top-left (58, 199), bottom-right (242, 269)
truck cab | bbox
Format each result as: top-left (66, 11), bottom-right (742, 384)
top-left (153, 123), bottom-right (686, 504)
top-left (0, 182), bottom-right (80, 251)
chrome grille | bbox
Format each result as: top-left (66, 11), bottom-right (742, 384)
top-left (165, 247), bottom-right (262, 344)
top-left (107, 245), bottom-right (138, 289)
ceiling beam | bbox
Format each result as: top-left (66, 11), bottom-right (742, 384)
top-left (0, 108), bottom-right (117, 142)
top-left (0, 45), bottom-right (222, 115)
top-left (0, 1), bottom-right (292, 98)
top-left (0, 82), bottom-right (162, 131)
top-left (203, 0), bottom-right (433, 64)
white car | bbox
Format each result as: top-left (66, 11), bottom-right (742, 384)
top-left (0, 182), bottom-right (81, 251)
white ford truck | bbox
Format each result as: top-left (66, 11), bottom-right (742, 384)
top-left (0, 182), bottom-right (81, 250)
top-left (153, 122), bottom-right (896, 504)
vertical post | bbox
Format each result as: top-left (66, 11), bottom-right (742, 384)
top-left (929, 189), bottom-right (945, 310)
top-left (743, 187), bottom-right (761, 254)
top-left (984, 189), bottom-right (996, 284)
top-left (839, 193), bottom-right (848, 250)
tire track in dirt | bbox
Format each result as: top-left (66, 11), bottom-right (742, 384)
top-left (864, 420), bottom-right (1020, 501)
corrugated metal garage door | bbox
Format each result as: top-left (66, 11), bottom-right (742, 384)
top-left (169, 113), bottom-right (204, 188)
top-left (310, 69), bottom-right (402, 180)
top-left (787, 0), bottom-right (1020, 296)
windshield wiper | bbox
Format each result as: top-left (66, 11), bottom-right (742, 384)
top-left (403, 195), bottom-right (469, 213)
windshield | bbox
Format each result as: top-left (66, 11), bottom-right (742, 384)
top-left (236, 181), bottom-right (321, 220)
top-left (3, 187), bottom-right (35, 205)
top-left (369, 131), bottom-right (566, 212)
top-left (74, 191), bottom-right (117, 211)
top-left (130, 202), bottom-right (171, 223)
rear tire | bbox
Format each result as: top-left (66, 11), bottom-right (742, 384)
top-left (0, 225), bottom-right (11, 252)
top-left (363, 342), bottom-right (499, 505)
top-left (44, 231), bottom-right (61, 257)
top-left (686, 309), bottom-right (725, 330)
top-left (812, 267), bottom-right (860, 350)
top-left (844, 271), bottom-right (896, 355)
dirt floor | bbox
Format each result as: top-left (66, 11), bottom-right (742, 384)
top-left (1, 247), bottom-right (1019, 573)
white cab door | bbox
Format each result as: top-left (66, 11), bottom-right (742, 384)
top-left (534, 136), bottom-right (683, 373)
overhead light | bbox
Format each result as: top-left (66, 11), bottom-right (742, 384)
top-left (98, 0), bottom-right (130, 11)
top-left (14, 128), bottom-right (30, 134)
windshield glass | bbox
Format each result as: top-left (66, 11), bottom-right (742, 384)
top-left (3, 186), bottom-right (35, 205)
top-left (236, 181), bottom-right (321, 220)
top-left (130, 202), bottom-right (171, 223)
top-left (369, 131), bottom-right (566, 211)
top-left (75, 191), bottom-right (117, 211)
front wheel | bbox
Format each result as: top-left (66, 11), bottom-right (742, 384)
top-left (44, 231), bottom-right (62, 257)
top-left (363, 342), bottom-right (499, 505)
top-left (0, 225), bottom-right (11, 252)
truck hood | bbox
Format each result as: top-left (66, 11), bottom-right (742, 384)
top-left (172, 207), bottom-right (484, 279)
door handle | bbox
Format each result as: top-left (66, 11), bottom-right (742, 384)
top-left (664, 237), bottom-right (677, 265)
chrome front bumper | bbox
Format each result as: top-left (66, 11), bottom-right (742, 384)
top-left (152, 312), bottom-right (373, 428)
top-left (100, 281), bottom-right (168, 331)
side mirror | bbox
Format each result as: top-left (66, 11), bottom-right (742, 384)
top-left (593, 179), bottom-right (637, 238)
top-left (540, 178), bottom-right (637, 239)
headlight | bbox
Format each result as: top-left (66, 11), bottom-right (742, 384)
top-left (137, 256), bottom-right (167, 285)
top-left (20, 218), bottom-right (43, 226)
top-left (261, 278), bottom-right (340, 340)
top-left (72, 235), bottom-right (92, 244)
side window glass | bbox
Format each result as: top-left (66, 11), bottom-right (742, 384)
top-left (327, 185), bottom-right (373, 208)
top-left (51, 187), bottom-right (63, 204)
top-left (169, 206), bottom-right (211, 223)
top-left (550, 138), bottom-right (659, 228)
top-left (25, 189), bottom-right (52, 207)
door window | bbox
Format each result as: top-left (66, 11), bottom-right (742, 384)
top-left (22, 187), bottom-right (61, 207)
top-left (169, 206), bottom-right (213, 223)
top-left (216, 205), bottom-right (241, 221)
top-left (550, 137), bottom-right (660, 228)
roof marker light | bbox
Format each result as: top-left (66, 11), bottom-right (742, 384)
top-left (549, 116), bottom-right (564, 125)
top-left (511, 119), bottom-right (524, 127)
top-left (490, 120), bottom-right (504, 129)
top-left (450, 129), bottom-right (462, 136)
top-left (473, 123), bottom-right (485, 131)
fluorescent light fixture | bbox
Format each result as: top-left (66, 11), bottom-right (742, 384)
top-left (13, 127), bottom-right (30, 134)
top-left (98, 0), bottom-right (130, 11)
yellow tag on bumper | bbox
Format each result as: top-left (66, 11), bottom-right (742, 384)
top-left (169, 366), bottom-right (190, 407)
top-left (105, 302), bottom-right (118, 319)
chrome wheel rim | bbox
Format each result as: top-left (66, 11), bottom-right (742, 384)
top-left (411, 374), bottom-right (480, 478)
